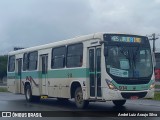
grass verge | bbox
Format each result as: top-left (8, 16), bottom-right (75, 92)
top-left (153, 92), bottom-right (160, 101)
top-left (0, 87), bottom-right (8, 92)
top-left (155, 85), bottom-right (160, 89)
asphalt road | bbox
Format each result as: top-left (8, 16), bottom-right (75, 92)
top-left (0, 92), bottom-right (160, 120)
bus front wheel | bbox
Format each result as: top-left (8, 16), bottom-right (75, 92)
top-left (74, 87), bottom-right (89, 109)
top-left (112, 100), bottom-right (126, 107)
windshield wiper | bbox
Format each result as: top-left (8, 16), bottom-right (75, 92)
top-left (119, 46), bottom-right (132, 69)
top-left (118, 46), bottom-right (131, 60)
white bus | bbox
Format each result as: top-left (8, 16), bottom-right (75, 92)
top-left (7, 33), bottom-right (155, 108)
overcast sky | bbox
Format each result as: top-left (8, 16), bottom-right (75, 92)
top-left (0, 0), bottom-right (160, 55)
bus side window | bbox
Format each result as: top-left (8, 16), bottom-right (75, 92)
top-left (8, 55), bottom-right (15, 72)
top-left (67, 43), bottom-right (83, 68)
top-left (51, 46), bottom-right (66, 69)
top-left (23, 53), bottom-right (28, 71)
top-left (28, 51), bottom-right (38, 71)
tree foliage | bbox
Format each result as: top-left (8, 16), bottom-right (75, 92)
top-left (0, 55), bottom-right (8, 80)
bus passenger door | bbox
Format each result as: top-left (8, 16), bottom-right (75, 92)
top-left (89, 47), bottom-right (102, 98)
top-left (16, 59), bottom-right (22, 93)
top-left (40, 55), bottom-right (48, 95)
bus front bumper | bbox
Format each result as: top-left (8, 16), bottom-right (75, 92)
top-left (102, 88), bottom-right (154, 101)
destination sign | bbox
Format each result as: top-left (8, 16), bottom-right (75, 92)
top-left (111, 36), bottom-right (142, 43)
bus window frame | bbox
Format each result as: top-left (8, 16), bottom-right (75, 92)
top-left (51, 46), bottom-right (66, 69)
top-left (8, 55), bottom-right (15, 72)
top-left (27, 51), bottom-right (38, 71)
top-left (66, 43), bottom-right (83, 68)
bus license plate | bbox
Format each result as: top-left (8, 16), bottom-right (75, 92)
top-left (130, 96), bottom-right (138, 100)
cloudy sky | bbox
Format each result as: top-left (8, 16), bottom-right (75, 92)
top-left (0, 0), bottom-right (160, 54)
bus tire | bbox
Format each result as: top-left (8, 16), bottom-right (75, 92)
top-left (75, 87), bottom-right (89, 109)
top-left (112, 100), bottom-right (126, 107)
top-left (25, 85), bottom-right (40, 102)
top-left (25, 85), bottom-right (33, 102)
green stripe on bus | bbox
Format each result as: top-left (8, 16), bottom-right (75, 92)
top-left (48, 68), bottom-right (89, 78)
top-left (7, 68), bottom-right (90, 79)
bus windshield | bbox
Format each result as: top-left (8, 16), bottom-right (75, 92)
top-left (105, 46), bottom-right (152, 78)
top-left (104, 34), bottom-right (153, 80)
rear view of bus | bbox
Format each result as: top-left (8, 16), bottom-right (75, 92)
top-left (103, 34), bottom-right (154, 106)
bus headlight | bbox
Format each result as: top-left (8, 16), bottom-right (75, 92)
top-left (150, 82), bottom-right (155, 89)
top-left (106, 79), bottom-right (118, 90)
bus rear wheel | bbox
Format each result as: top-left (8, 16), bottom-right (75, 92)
top-left (74, 87), bottom-right (89, 109)
top-left (25, 85), bottom-right (40, 102)
top-left (112, 100), bottom-right (126, 107)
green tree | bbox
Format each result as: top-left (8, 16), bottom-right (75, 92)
top-left (0, 55), bottom-right (8, 80)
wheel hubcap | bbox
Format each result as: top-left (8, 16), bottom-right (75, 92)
top-left (76, 91), bottom-right (83, 104)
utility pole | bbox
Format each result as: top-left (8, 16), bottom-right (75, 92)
top-left (148, 33), bottom-right (159, 53)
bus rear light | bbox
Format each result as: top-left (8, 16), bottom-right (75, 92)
top-left (106, 79), bottom-right (118, 90)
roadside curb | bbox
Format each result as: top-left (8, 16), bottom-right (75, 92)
top-left (0, 86), bottom-right (7, 88)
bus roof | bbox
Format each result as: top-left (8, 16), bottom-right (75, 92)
top-left (8, 32), bottom-right (145, 55)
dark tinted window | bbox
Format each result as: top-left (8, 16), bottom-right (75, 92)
top-left (51, 46), bottom-right (66, 69)
top-left (42, 56), bottom-right (48, 74)
top-left (8, 55), bottom-right (15, 72)
top-left (96, 48), bottom-right (101, 72)
top-left (155, 53), bottom-right (160, 68)
top-left (155, 53), bottom-right (160, 61)
top-left (89, 49), bottom-right (94, 72)
top-left (18, 59), bottom-right (22, 75)
top-left (156, 62), bottom-right (160, 68)
top-left (28, 51), bottom-right (38, 70)
top-left (23, 53), bottom-right (28, 71)
top-left (67, 43), bottom-right (83, 67)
